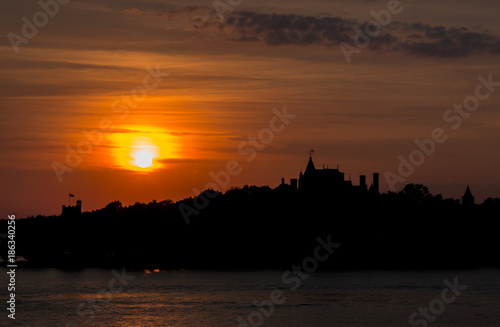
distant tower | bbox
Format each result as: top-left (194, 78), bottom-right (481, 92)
top-left (359, 175), bottom-right (367, 191)
top-left (281, 177), bottom-right (285, 185)
top-left (372, 173), bottom-right (379, 194)
top-left (461, 185), bottom-right (475, 207)
top-left (62, 199), bottom-right (82, 217)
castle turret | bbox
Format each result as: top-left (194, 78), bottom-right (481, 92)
top-left (461, 185), bottom-right (475, 207)
top-left (62, 200), bottom-right (82, 217)
top-left (372, 173), bottom-right (379, 194)
top-left (359, 175), bottom-right (367, 191)
top-left (304, 156), bottom-right (316, 175)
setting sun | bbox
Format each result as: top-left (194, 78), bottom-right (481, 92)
top-left (130, 136), bottom-right (159, 170)
top-left (107, 126), bottom-right (178, 172)
top-left (134, 149), bottom-right (155, 168)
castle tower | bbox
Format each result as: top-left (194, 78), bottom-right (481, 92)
top-left (304, 156), bottom-right (316, 175)
top-left (373, 173), bottom-right (379, 194)
top-left (359, 175), bottom-right (367, 191)
top-left (461, 185), bottom-right (475, 207)
top-left (62, 199), bottom-right (82, 217)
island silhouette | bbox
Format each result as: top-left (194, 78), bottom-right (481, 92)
top-left (2, 154), bottom-right (499, 270)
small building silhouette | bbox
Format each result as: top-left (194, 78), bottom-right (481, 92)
top-left (62, 200), bottom-right (82, 217)
top-left (461, 185), bottom-right (475, 207)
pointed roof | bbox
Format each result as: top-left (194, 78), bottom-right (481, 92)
top-left (305, 156), bottom-right (316, 174)
top-left (463, 185), bottom-right (474, 198)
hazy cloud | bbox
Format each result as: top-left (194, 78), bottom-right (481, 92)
top-left (399, 23), bottom-right (500, 57)
top-left (123, 7), bottom-right (500, 58)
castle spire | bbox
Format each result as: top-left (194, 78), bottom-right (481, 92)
top-left (463, 185), bottom-right (473, 197)
top-left (462, 185), bottom-right (475, 207)
top-left (305, 155), bottom-right (316, 174)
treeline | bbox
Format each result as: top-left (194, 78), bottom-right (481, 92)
top-left (2, 184), bottom-right (499, 270)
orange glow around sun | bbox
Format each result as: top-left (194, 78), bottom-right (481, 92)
top-left (108, 126), bottom-right (177, 172)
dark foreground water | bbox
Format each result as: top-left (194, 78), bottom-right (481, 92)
top-left (1, 268), bottom-right (500, 326)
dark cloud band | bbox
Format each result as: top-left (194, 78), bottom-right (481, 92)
top-left (124, 6), bottom-right (500, 58)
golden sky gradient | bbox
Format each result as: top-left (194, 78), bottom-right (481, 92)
top-left (1, 0), bottom-right (500, 217)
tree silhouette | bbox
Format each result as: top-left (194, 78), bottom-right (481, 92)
top-left (401, 183), bottom-right (434, 203)
top-left (2, 182), bottom-right (499, 270)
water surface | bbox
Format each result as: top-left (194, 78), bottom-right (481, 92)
top-left (3, 268), bottom-right (500, 326)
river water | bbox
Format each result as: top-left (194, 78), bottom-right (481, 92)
top-left (2, 268), bottom-right (500, 326)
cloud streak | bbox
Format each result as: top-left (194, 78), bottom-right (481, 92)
top-left (398, 23), bottom-right (500, 57)
top-left (123, 7), bottom-right (500, 58)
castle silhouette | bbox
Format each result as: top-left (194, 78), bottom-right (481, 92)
top-left (280, 152), bottom-right (379, 195)
top-left (7, 153), bottom-right (496, 271)
top-left (61, 153), bottom-right (476, 219)
top-left (280, 153), bottom-right (474, 206)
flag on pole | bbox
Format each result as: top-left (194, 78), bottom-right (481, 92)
top-left (69, 194), bottom-right (74, 197)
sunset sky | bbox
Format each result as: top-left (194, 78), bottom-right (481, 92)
top-left (1, 0), bottom-right (500, 218)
